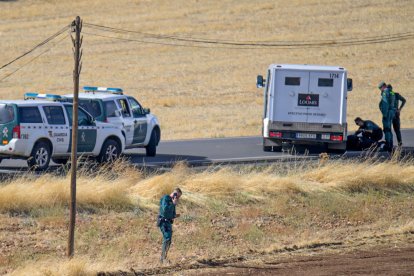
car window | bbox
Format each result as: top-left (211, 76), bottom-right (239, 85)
top-left (64, 105), bottom-right (93, 126)
top-left (104, 100), bottom-right (119, 118)
top-left (43, 106), bottom-right (66, 125)
top-left (79, 100), bottom-right (102, 118)
top-left (0, 104), bottom-right (15, 124)
top-left (78, 109), bottom-right (92, 126)
top-left (127, 97), bottom-right (144, 118)
top-left (117, 99), bottom-right (131, 118)
top-left (18, 106), bottom-right (43, 123)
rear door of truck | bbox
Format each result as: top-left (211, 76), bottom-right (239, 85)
top-left (273, 69), bottom-right (310, 123)
top-left (273, 69), bottom-right (344, 125)
top-left (308, 71), bottom-right (345, 124)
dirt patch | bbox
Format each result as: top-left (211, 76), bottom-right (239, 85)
top-left (99, 232), bottom-right (414, 275)
top-left (188, 247), bottom-right (414, 276)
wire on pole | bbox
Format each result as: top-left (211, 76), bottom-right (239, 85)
top-left (82, 22), bottom-right (414, 49)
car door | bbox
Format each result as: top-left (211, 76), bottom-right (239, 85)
top-left (116, 98), bottom-right (135, 146)
top-left (64, 105), bottom-right (97, 153)
top-left (127, 97), bottom-right (148, 145)
top-left (41, 105), bottom-right (70, 154)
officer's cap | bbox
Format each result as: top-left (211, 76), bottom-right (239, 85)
top-left (377, 81), bottom-right (386, 89)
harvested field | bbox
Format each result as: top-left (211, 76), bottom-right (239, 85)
top-left (1, 0), bottom-right (413, 139)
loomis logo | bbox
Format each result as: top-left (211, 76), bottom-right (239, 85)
top-left (298, 94), bottom-right (319, 107)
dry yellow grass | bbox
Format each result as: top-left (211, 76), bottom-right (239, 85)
top-left (0, 0), bottom-right (413, 139)
top-left (0, 161), bottom-right (141, 214)
top-left (1, 158), bottom-right (413, 214)
top-left (1, 158), bottom-right (413, 274)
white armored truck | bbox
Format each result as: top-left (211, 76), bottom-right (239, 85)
top-left (257, 64), bottom-right (353, 152)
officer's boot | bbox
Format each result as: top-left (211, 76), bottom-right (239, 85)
top-left (164, 240), bottom-right (171, 261)
top-left (160, 241), bottom-right (167, 263)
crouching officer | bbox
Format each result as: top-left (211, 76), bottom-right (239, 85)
top-left (157, 187), bottom-right (182, 264)
top-left (388, 84), bottom-right (406, 146)
top-left (378, 81), bottom-right (396, 151)
top-left (347, 117), bottom-right (383, 150)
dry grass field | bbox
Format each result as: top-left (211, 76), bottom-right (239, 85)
top-left (0, 158), bottom-right (413, 274)
top-left (0, 0), bottom-right (413, 139)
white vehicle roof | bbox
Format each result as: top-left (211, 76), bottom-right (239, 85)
top-left (64, 92), bottom-right (122, 100)
top-left (0, 100), bottom-right (63, 106)
top-left (269, 64), bottom-right (347, 72)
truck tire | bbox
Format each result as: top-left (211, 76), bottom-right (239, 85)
top-left (28, 142), bottom-right (51, 170)
top-left (98, 139), bottom-right (121, 163)
top-left (52, 158), bottom-right (69, 165)
top-left (145, 130), bottom-right (157, 157)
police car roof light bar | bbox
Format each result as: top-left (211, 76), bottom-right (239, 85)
top-left (83, 86), bottom-right (123, 95)
top-left (24, 92), bottom-right (67, 102)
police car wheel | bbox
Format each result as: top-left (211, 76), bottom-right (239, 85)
top-left (99, 139), bottom-right (120, 163)
top-left (145, 130), bottom-right (157, 157)
top-left (28, 142), bottom-right (51, 170)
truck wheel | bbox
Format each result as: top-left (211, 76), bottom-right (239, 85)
top-left (98, 139), bottom-right (120, 163)
top-left (52, 158), bottom-right (69, 165)
top-left (145, 130), bottom-right (157, 157)
top-left (28, 142), bottom-right (51, 170)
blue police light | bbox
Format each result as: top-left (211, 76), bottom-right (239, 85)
top-left (24, 92), bottom-right (67, 102)
top-left (83, 86), bottom-right (123, 95)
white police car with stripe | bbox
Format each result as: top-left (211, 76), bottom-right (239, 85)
top-left (65, 86), bottom-right (161, 156)
top-left (0, 93), bottom-right (125, 170)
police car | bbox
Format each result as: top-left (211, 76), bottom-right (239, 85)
top-left (64, 86), bottom-right (161, 156)
top-left (0, 93), bottom-right (125, 170)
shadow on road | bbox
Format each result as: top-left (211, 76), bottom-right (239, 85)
top-left (126, 153), bottom-right (208, 166)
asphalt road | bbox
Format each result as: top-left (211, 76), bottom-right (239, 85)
top-left (1, 129), bottom-right (413, 171)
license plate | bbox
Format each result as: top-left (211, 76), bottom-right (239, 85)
top-left (296, 133), bottom-right (316, 139)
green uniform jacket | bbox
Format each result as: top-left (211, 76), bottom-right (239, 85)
top-left (159, 195), bottom-right (176, 220)
top-left (362, 120), bottom-right (381, 132)
top-left (379, 88), bottom-right (396, 116)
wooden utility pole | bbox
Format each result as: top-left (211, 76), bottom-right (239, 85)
top-left (68, 16), bottom-right (82, 258)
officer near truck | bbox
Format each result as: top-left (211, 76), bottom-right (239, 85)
top-left (387, 84), bottom-right (406, 146)
top-left (347, 117), bottom-right (382, 150)
top-left (377, 81), bottom-right (396, 151)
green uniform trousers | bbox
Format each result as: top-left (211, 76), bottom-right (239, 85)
top-left (382, 109), bottom-right (395, 149)
top-left (392, 113), bottom-right (402, 145)
top-left (159, 221), bottom-right (172, 260)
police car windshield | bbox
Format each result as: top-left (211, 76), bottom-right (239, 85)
top-left (78, 100), bottom-right (102, 118)
top-left (0, 104), bottom-right (15, 124)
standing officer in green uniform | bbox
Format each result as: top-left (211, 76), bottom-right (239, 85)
top-left (387, 84), bottom-right (406, 146)
top-left (378, 81), bottom-right (396, 151)
top-left (158, 188), bottom-right (182, 264)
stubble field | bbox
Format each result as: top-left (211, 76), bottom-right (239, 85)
top-left (0, 0), bottom-right (413, 139)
